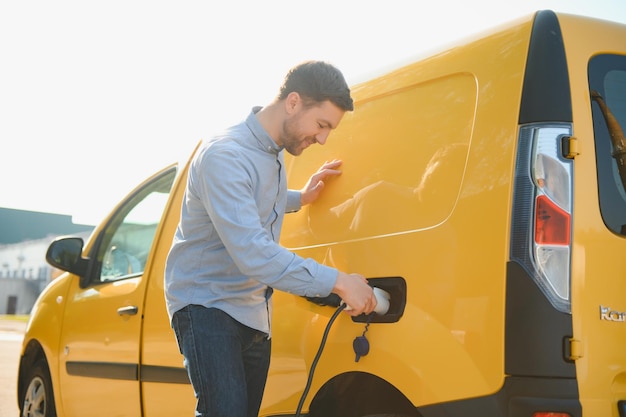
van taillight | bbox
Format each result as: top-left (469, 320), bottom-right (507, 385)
top-left (535, 194), bottom-right (571, 245)
top-left (511, 124), bottom-right (574, 313)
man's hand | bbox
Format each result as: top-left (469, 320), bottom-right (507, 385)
top-left (300, 160), bottom-right (342, 206)
top-left (332, 271), bottom-right (377, 316)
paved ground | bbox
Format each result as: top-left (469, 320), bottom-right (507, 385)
top-left (0, 317), bottom-right (27, 417)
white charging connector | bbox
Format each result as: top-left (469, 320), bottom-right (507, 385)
top-left (372, 287), bottom-right (391, 315)
top-left (343, 287), bottom-right (391, 315)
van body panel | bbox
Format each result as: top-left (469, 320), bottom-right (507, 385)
top-left (57, 276), bottom-right (144, 416)
top-left (17, 9), bottom-right (626, 417)
top-left (138, 146), bottom-right (199, 416)
top-left (282, 72), bottom-right (477, 246)
top-left (278, 15), bottom-right (536, 408)
top-left (20, 272), bottom-right (73, 417)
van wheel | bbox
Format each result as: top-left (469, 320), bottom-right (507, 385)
top-left (20, 359), bottom-right (57, 417)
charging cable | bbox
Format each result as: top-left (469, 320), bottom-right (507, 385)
top-left (294, 288), bottom-right (390, 416)
top-left (294, 304), bottom-right (377, 416)
top-left (295, 302), bottom-right (347, 417)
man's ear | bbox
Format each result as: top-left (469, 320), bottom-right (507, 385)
top-left (285, 91), bottom-right (301, 114)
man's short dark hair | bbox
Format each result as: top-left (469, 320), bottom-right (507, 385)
top-left (278, 61), bottom-right (354, 111)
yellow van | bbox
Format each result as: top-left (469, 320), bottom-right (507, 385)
top-left (17, 9), bottom-right (626, 417)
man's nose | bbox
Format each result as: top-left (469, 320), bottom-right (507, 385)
top-left (315, 131), bottom-right (330, 145)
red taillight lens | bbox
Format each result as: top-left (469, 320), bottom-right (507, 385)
top-left (535, 194), bottom-right (571, 245)
top-left (532, 412), bottom-right (571, 417)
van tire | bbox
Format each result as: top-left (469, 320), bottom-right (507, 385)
top-left (20, 359), bottom-right (57, 417)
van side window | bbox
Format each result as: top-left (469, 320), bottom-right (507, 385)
top-left (95, 167), bottom-right (177, 283)
top-left (589, 54), bottom-right (626, 236)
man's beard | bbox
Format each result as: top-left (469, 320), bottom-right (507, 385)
top-left (281, 117), bottom-right (312, 156)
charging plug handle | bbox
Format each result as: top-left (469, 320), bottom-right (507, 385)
top-left (372, 287), bottom-right (391, 315)
top-left (342, 287), bottom-right (391, 315)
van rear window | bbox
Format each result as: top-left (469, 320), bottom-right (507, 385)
top-left (589, 54), bottom-right (626, 236)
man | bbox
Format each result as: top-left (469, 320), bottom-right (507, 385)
top-left (165, 60), bottom-right (377, 417)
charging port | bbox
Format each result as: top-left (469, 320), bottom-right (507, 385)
top-left (352, 277), bottom-right (407, 324)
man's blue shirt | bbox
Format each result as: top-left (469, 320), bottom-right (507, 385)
top-left (164, 107), bottom-right (337, 335)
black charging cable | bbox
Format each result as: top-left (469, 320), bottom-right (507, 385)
top-left (295, 302), bottom-right (347, 417)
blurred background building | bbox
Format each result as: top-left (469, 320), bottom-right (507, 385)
top-left (0, 208), bottom-right (93, 314)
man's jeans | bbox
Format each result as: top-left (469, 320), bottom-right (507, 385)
top-left (172, 305), bottom-right (271, 417)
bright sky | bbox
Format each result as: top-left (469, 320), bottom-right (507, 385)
top-left (2, 0), bottom-right (625, 225)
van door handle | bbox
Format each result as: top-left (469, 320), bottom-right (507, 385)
top-left (117, 305), bottom-right (139, 316)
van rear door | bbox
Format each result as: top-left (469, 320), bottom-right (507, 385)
top-left (560, 14), bottom-right (626, 416)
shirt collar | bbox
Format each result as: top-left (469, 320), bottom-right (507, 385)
top-left (246, 106), bottom-right (283, 155)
